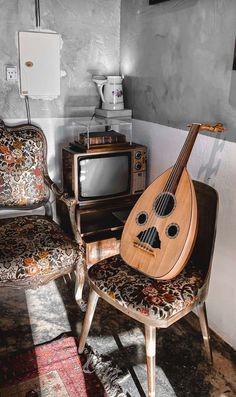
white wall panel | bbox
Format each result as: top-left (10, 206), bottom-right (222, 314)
top-left (18, 31), bottom-right (60, 98)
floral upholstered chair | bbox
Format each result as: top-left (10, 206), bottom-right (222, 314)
top-left (79, 181), bottom-right (218, 397)
top-left (0, 119), bottom-right (85, 306)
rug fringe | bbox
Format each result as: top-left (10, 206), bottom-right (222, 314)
top-left (83, 346), bottom-right (127, 397)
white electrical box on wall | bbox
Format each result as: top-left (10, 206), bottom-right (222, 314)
top-left (18, 31), bottom-right (60, 98)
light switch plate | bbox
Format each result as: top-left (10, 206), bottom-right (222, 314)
top-left (6, 66), bottom-right (18, 81)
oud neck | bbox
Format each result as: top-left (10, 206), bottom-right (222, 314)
top-left (164, 124), bottom-right (201, 193)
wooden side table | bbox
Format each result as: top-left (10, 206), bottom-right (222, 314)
top-left (56, 198), bottom-right (137, 267)
top-left (56, 198), bottom-right (138, 309)
top-left (78, 205), bottom-right (134, 266)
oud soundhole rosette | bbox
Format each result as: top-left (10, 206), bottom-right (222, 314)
top-left (153, 192), bottom-right (176, 217)
top-left (166, 223), bottom-right (179, 239)
top-left (136, 211), bottom-right (148, 225)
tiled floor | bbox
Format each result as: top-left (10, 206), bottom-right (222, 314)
top-left (0, 277), bottom-right (235, 396)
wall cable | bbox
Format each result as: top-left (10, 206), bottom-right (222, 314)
top-left (23, 1), bottom-right (41, 124)
top-left (35, 0), bottom-right (41, 28)
top-left (24, 96), bottom-right (31, 124)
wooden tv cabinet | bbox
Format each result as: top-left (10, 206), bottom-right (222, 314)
top-left (79, 199), bottom-right (138, 266)
top-left (56, 197), bottom-right (138, 267)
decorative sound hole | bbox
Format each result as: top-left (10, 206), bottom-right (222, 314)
top-left (136, 211), bottom-right (148, 225)
top-left (166, 223), bottom-right (179, 239)
top-left (137, 227), bottom-right (161, 249)
top-left (153, 192), bottom-right (176, 217)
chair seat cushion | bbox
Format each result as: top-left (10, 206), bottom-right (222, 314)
top-left (0, 216), bottom-right (83, 288)
top-left (88, 255), bottom-right (207, 322)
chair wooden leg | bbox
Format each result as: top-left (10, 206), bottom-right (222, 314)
top-left (75, 262), bottom-right (86, 312)
top-left (197, 301), bottom-right (213, 363)
top-left (145, 324), bottom-right (156, 397)
top-left (78, 289), bottom-right (99, 354)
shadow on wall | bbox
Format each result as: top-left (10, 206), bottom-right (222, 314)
top-left (140, 0), bottom-right (199, 16)
top-left (229, 36), bottom-right (236, 109)
top-left (123, 76), bottom-right (160, 121)
top-left (229, 70), bottom-right (236, 110)
top-left (46, 124), bottom-right (76, 188)
top-left (123, 75), bottom-right (183, 126)
top-left (64, 95), bottom-right (100, 118)
top-left (197, 136), bottom-right (225, 186)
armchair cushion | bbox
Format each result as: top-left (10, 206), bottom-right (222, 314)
top-left (88, 254), bottom-right (207, 321)
top-left (0, 124), bottom-right (50, 208)
top-left (0, 216), bottom-right (83, 288)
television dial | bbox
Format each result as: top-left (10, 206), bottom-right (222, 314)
top-left (135, 162), bottom-right (142, 170)
top-left (135, 151), bottom-right (142, 160)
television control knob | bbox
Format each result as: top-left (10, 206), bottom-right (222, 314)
top-left (135, 162), bottom-right (142, 170)
top-left (135, 151), bottom-right (142, 160)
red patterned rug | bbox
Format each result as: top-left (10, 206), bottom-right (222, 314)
top-left (0, 336), bottom-right (125, 397)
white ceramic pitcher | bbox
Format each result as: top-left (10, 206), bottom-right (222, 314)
top-left (93, 75), bottom-right (124, 110)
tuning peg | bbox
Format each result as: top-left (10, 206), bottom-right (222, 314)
top-left (187, 123), bottom-right (226, 133)
top-left (212, 123), bottom-right (226, 132)
top-left (201, 123), bottom-right (226, 133)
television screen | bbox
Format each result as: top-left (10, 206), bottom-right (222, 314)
top-left (79, 153), bottom-right (130, 199)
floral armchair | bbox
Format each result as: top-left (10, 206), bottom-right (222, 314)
top-left (0, 119), bottom-right (85, 307)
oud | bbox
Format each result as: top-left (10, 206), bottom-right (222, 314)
top-left (120, 123), bottom-right (225, 280)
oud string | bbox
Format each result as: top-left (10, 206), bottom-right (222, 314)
top-left (142, 129), bottom-right (193, 246)
top-left (140, 125), bottom-right (199, 247)
top-left (139, 124), bottom-right (223, 249)
top-left (144, 125), bottom-right (199, 246)
top-left (138, 135), bottom-right (191, 246)
top-left (143, 131), bottom-right (193, 245)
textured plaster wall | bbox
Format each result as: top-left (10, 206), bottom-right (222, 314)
top-left (120, 0), bottom-right (236, 142)
top-left (0, 0), bottom-right (120, 119)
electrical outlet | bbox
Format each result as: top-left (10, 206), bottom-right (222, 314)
top-left (6, 66), bottom-right (18, 81)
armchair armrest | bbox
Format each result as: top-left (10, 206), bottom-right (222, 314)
top-left (44, 174), bottom-right (83, 246)
top-left (59, 193), bottom-right (83, 246)
top-left (45, 174), bottom-right (87, 310)
top-left (44, 174), bottom-right (64, 197)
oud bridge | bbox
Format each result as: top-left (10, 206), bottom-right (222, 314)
top-left (133, 240), bottom-right (155, 255)
top-left (133, 226), bottom-right (161, 255)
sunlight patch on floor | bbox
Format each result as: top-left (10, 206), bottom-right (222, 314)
top-left (25, 280), bottom-right (71, 345)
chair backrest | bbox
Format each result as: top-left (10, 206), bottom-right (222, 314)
top-left (191, 180), bottom-right (218, 282)
top-left (0, 120), bottom-right (50, 209)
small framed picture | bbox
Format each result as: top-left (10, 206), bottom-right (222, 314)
top-left (233, 38), bottom-right (236, 70)
top-left (149, 0), bottom-right (169, 4)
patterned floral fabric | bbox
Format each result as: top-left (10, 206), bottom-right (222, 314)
top-left (0, 123), bottom-right (50, 208)
top-left (0, 216), bottom-right (83, 288)
top-left (88, 255), bottom-right (208, 321)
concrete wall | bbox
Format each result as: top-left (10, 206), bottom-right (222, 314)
top-left (132, 119), bottom-right (236, 349)
top-left (121, 0), bottom-right (236, 142)
top-left (0, 0), bottom-right (121, 119)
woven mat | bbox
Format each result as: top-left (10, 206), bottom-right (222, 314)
top-left (0, 335), bottom-right (125, 397)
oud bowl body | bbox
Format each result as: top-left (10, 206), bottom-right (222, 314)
top-left (120, 167), bottom-right (198, 279)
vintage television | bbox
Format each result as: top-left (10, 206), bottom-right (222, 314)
top-left (62, 143), bottom-right (147, 207)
